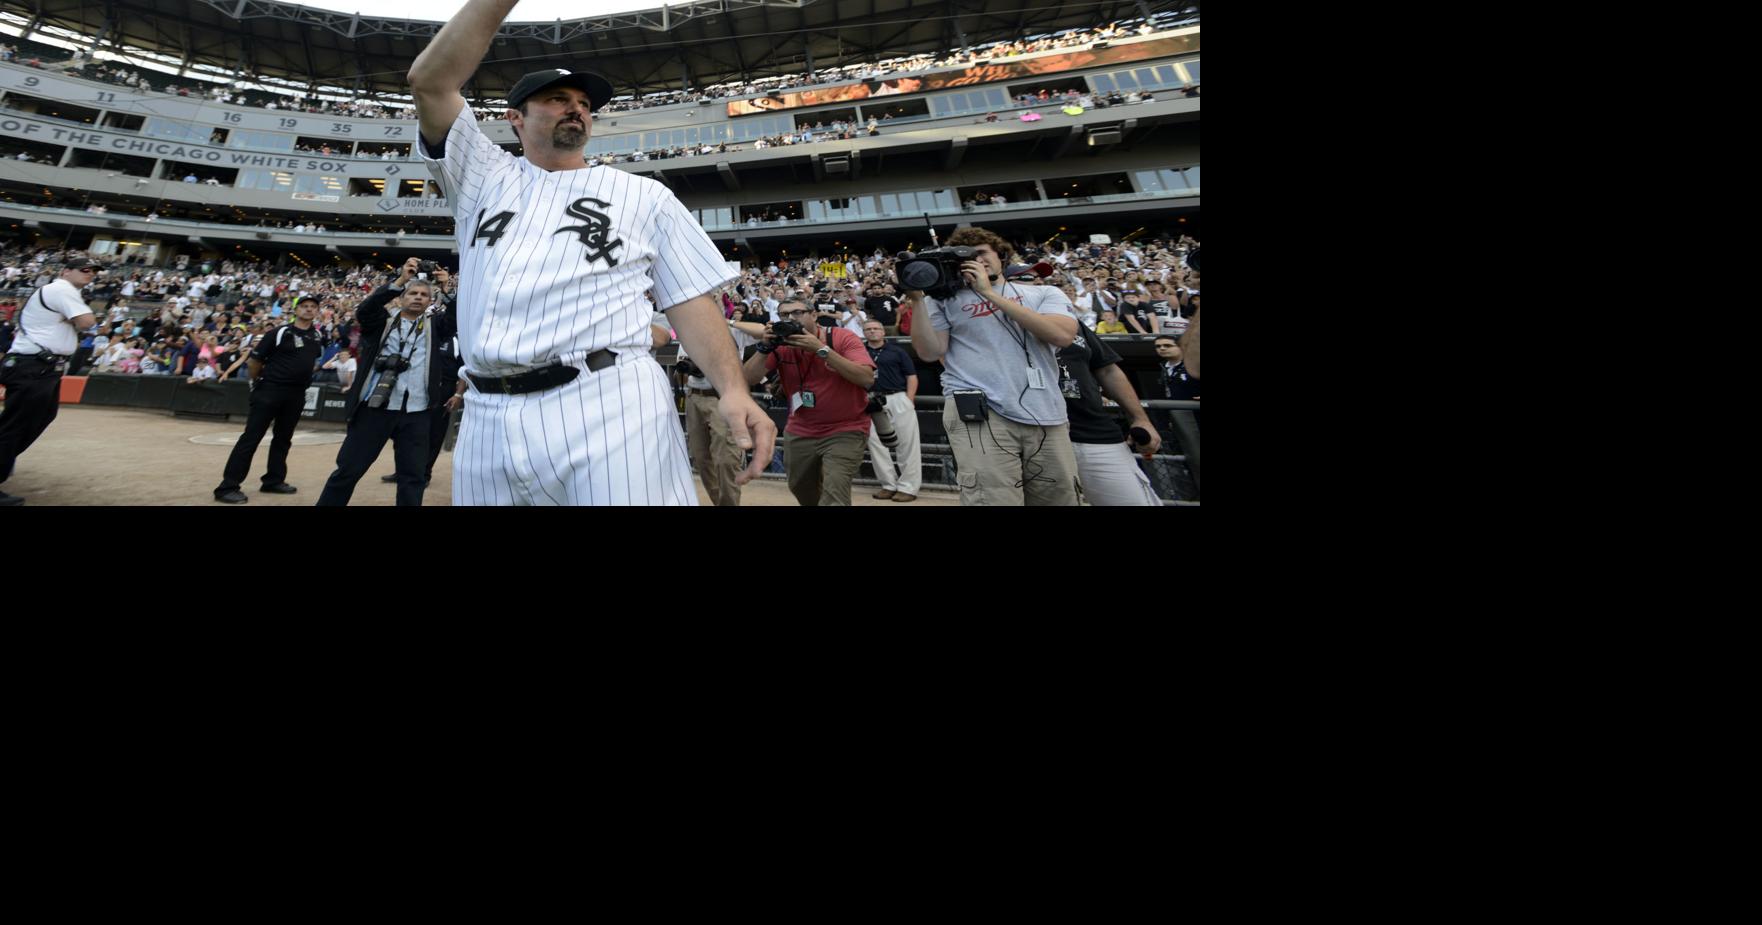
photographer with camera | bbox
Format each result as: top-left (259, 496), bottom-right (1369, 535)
top-left (382, 265), bottom-right (464, 491)
top-left (861, 319), bottom-right (920, 502)
top-left (902, 227), bottom-right (1080, 506)
top-left (315, 257), bottom-right (458, 506)
top-left (741, 299), bottom-right (876, 506)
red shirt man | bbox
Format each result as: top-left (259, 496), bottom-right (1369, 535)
top-left (742, 300), bottom-right (877, 505)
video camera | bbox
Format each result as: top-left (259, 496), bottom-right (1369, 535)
top-left (894, 246), bottom-right (978, 300)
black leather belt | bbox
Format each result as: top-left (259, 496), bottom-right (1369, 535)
top-left (468, 349), bottom-right (615, 395)
top-left (876, 389), bottom-right (903, 396)
top-left (689, 387), bottom-right (719, 398)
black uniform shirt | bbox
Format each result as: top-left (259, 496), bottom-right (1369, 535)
top-left (1057, 323), bottom-right (1131, 445)
top-left (251, 323), bottom-right (322, 387)
top-left (865, 295), bottom-right (899, 325)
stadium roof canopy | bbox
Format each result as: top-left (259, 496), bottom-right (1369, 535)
top-left (0, 0), bottom-right (1196, 101)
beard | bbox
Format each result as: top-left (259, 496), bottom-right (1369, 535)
top-left (551, 119), bottom-right (588, 149)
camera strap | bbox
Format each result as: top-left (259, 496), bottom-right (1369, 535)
top-left (381, 314), bottom-right (425, 364)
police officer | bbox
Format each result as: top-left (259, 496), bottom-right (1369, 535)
top-left (213, 296), bottom-right (322, 503)
top-left (0, 256), bottom-right (100, 506)
top-left (318, 257), bottom-right (457, 506)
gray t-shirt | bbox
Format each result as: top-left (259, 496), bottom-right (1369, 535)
top-left (929, 282), bottom-right (1073, 426)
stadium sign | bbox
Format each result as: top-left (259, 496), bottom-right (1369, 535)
top-left (0, 113), bottom-right (375, 174)
top-left (374, 198), bottom-right (452, 215)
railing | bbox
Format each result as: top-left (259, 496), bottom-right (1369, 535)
top-left (0, 202), bottom-right (456, 239)
top-left (708, 187), bottom-right (1200, 232)
top-left (663, 382), bottom-right (1199, 505)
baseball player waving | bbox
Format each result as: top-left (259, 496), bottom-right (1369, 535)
top-left (408, 0), bottom-right (775, 504)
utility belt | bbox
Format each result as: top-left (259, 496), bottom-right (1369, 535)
top-left (467, 348), bottom-right (616, 396)
top-left (3, 353), bottom-right (71, 376)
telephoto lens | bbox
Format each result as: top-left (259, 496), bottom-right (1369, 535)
top-left (867, 395), bottom-right (899, 453)
top-left (366, 370), bottom-right (398, 409)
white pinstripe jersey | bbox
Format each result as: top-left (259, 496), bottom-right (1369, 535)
top-left (420, 105), bottom-right (736, 378)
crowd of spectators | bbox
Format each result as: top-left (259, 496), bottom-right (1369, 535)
top-left (2, 233), bottom-right (1198, 366)
top-left (5, 10), bottom-right (1194, 123)
top-left (687, 234), bottom-right (1201, 341)
top-left (0, 245), bottom-right (436, 388)
top-left (671, 13), bottom-right (1193, 112)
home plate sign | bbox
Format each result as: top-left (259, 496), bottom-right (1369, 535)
top-left (376, 197), bottom-right (451, 214)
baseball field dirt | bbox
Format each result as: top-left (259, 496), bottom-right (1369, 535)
top-left (0, 405), bottom-right (957, 506)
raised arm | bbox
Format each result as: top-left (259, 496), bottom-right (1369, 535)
top-left (408, 0), bottom-right (521, 147)
top-left (904, 291), bottom-right (947, 362)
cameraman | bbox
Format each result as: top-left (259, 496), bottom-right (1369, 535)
top-left (316, 257), bottom-right (458, 506)
top-left (741, 299), bottom-right (875, 506)
top-left (905, 227), bottom-right (1080, 506)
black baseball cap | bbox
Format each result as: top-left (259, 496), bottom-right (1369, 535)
top-left (506, 68), bottom-right (614, 112)
top-left (63, 256), bottom-right (98, 271)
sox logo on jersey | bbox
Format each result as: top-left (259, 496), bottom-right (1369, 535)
top-left (554, 197), bottom-right (624, 267)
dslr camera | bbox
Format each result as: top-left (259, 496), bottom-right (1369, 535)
top-left (894, 246), bottom-right (978, 300)
top-left (757, 319), bottom-right (804, 354)
top-left (366, 355), bottom-right (411, 409)
top-left (675, 357), bottom-right (704, 380)
top-left (418, 260), bottom-right (439, 276)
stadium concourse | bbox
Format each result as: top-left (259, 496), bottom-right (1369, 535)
top-left (0, 0), bottom-right (1200, 506)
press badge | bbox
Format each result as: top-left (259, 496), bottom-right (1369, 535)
top-left (1060, 366), bottom-right (1082, 399)
top-left (1026, 367), bottom-right (1045, 390)
top-left (800, 390), bottom-right (817, 408)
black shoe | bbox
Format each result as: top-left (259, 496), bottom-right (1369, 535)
top-left (215, 490), bottom-right (249, 504)
top-left (260, 483), bottom-right (298, 494)
top-left (0, 490), bottom-right (24, 506)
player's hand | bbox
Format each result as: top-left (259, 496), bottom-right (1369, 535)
top-left (784, 333), bottom-right (824, 352)
top-left (444, 394), bottom-right (464, 412)
top-left (722, 394), bottom-right (777, 486)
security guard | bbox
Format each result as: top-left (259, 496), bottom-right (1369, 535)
top-left (213, 296), bottom-right (323, 503)
top-left (0, 256), bottom-right (100, 506)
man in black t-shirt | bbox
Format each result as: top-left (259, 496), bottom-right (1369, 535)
top-left (213, 298), bottom-right (322, 503)
top-left (864, 285), bottom-right (901, 335)
top-left (1121, 291), bottom-right (1156, 335)
top-left (1059, 323), bottom-right (1164, 506)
